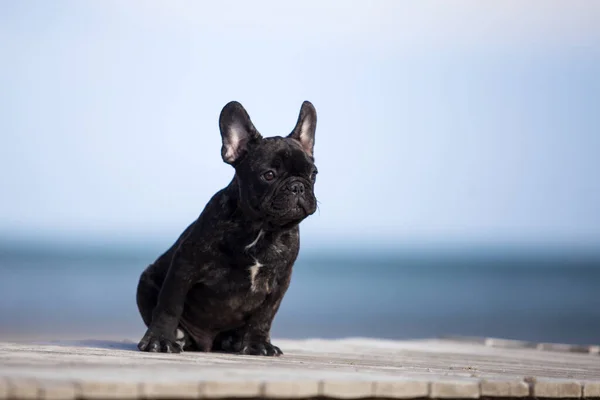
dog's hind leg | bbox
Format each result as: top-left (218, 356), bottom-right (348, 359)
top-left (136, 266), bottom-right (196, 351)
top-left (136, 266), bottom-right (160, 327)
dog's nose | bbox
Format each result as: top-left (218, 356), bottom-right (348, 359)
top-left (290, 182), bottom-right (305, 195)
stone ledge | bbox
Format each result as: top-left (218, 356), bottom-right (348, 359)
top-left (4, 376), bottom-right (600, 400)
top-left (532, 379), bottom-right (583, 398)
top-left (442, 335), bottom-right (600, 355)
top-left (480, 379), bottom-right (530, 397)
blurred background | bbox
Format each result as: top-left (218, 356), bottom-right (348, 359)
top-left (1, 1), bottom-right (599, 345)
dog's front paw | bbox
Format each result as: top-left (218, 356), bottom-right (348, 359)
top-left (240, 340), bottom-right (283, 357)
top-left (138, 329), bottom-right (182, 353)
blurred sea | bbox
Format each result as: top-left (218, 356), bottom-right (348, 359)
top-left (1, 241), bottom-right (599, 345)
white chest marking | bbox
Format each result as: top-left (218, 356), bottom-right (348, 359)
top-left (248, 259), bottom-right (264, 292)
top-left (245, 230), bottom-right (264, 251)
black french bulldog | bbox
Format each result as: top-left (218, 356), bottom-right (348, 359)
top-left (136, 101), bottom-right (318, 356)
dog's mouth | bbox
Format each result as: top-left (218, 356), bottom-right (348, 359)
top-left (266, 195), bottom-right (316, 224)
top-left (295, 197), bottom-right (315, 215)
top-left (273, 204), bottom-right (307, 218)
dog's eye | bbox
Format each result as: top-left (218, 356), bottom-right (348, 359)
top-left (263, 171), bottom-right (276, 181)
top-left (311, 170), bottom-right (318, 182)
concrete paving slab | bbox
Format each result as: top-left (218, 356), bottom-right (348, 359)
top-left (0, 338), bottom-right (599, 399)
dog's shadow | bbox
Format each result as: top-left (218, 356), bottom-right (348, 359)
top-left (40, 339), bottom-right (139, 352)
top-left (39, 339), bottom-right (239, 355)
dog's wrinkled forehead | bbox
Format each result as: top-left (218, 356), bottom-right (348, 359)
top-left (249, 137), bottom-right (314, 173)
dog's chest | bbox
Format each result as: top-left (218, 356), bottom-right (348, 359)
top-left (246, 258), bottom-right (271, 294)
top-left (241, 230), bottom-right (292, 294)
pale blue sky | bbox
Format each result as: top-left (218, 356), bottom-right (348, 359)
top-left (1, 1), bottom-right (599, 248)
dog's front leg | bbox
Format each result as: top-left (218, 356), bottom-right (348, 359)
top-left (239, 295), bottom-right (285, 356)
top-left (235, 274), bottom-right (292, 357)
top-left (137, 256), bottom-right (197, 353)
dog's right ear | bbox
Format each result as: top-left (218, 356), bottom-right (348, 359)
top-left (219, 101), bottom-right (262, 165)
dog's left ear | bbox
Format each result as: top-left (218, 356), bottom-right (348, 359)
top-left (288, 101), bottom-right (317, 157)
top-left (219, 101), bottom-right (262, 165)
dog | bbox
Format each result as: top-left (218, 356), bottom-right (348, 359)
top-left (136, 101), bottom-right (318, 356)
